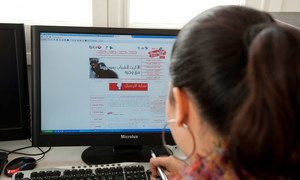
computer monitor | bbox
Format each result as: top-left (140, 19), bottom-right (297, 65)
top-left (31, 26), bottom-right (178, 164)
top-left (0, 23), bottom-right (30, 141)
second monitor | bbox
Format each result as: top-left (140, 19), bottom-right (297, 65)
top-left (31, 26), bottom-right (178, 164)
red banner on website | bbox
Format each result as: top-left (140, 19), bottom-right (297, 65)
top-left (109, 83), bottom-right (148, 91)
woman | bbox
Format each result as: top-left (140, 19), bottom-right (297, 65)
top-left (150, 5), bottom-right (300, 179)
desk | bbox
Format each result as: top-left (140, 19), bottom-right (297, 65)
top-left (0, 140), bottom-right (88, 180)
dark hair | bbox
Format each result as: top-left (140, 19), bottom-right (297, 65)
top-left (169, 5), bottom-right (300, 178)
top-left (229, 25), bottom-right (300, 177)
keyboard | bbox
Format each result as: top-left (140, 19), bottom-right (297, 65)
top-left (12, 162), bottom-right (150, 180)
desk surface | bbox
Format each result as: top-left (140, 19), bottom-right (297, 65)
top-left (0, 140), bottom-right (88, 180)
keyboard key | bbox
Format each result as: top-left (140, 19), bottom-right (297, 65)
top-left (14, 172), bottom-right (24, 178)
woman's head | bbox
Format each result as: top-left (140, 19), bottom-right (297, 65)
top-left (167, 5), bottom-right (300, 177)
top-left (169, 6), bottom-right (274, 136)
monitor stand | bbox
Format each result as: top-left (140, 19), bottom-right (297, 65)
top-left (81, 145), bottom-right (169, 165)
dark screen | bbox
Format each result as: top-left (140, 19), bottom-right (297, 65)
top-left (0, 29), bottom-right (22, 129)
top-left (0, 24), bottom-right (30, 141)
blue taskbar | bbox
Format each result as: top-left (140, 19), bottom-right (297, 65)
top-left (42, 129), bottom-right (170, 134)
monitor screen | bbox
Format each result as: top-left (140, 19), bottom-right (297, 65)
top-left (0, 23), bottom-right (30, 141)
top-left (32, 26), bottom-right (178, 164)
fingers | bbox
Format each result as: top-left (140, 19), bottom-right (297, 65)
top-left (149, 157), bottom-right (159, 178)
top-left (150, 156), bottom-right (170, 167)
top-left (149, 156), bottom-right (170, 178)
top-left (149, 155), bottom-right (186, 179)
top-left (150, 176), bottom-right (157, 180)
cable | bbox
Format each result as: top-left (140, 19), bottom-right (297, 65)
top-left (35, 146), bottom-right (51, 161)
top-left (0, 139), bottom-right (51, 162)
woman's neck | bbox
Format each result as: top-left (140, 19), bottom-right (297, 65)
top-left (186, 98), bottom-right (225, 162)
top-left (192, 121), bottom-right (224, 161)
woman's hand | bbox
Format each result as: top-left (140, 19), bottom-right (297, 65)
top-left (149, 155), bottom-right (185, 179)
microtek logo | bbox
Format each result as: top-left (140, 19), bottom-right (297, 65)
top-left (121, 135), bottom-right (138, 139)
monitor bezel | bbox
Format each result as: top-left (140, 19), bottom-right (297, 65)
top-left (0, 23), bottom-right (30, 141)
top-left (31, 25), bottom-right (178, 147)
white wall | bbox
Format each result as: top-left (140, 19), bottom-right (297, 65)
top-left (23, 0), bottom-right (300, 64)
top-left (281, 0), bottom-right (300, 11)
top-left (245, 0), bottom-right (300, 11)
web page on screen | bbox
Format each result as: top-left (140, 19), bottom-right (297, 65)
top-left (40, 33), bottom-right (176, 134)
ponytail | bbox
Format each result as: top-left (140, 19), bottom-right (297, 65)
top-left (229, 25), bottom-right (300, 177)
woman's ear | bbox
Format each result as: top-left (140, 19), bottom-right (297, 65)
top-left (172, 87), bottom-right (189, 127)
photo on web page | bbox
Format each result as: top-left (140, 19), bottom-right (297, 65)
top-left (89, 58), bottom-right (118, 79)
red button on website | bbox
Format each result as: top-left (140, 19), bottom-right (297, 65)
top-left (109, 83), bottom-right (148, 91)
